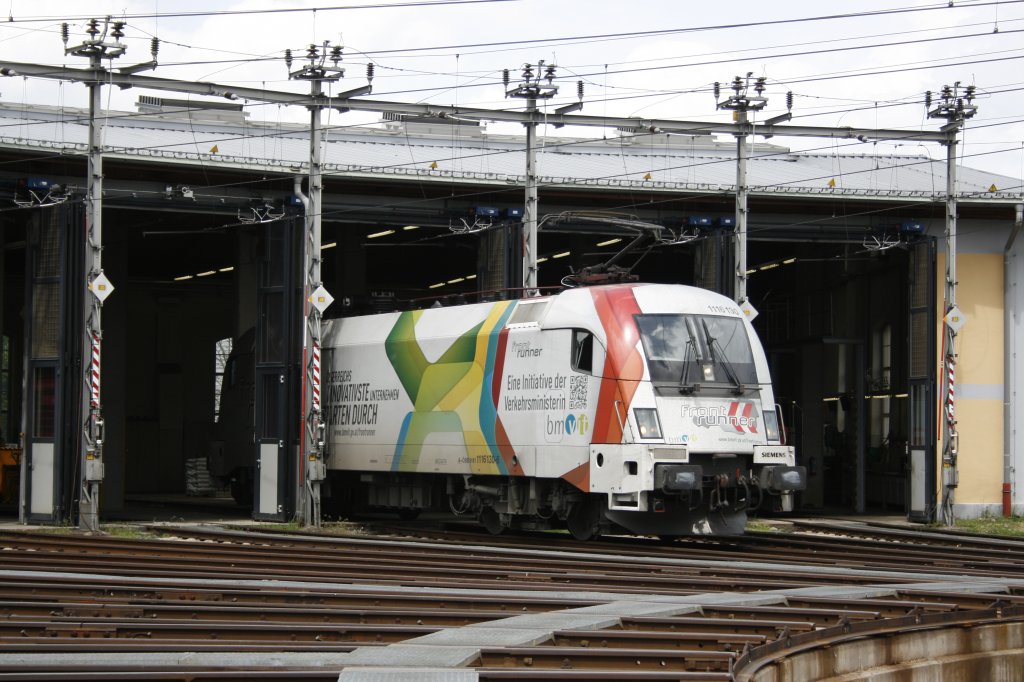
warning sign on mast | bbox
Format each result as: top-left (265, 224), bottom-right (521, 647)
top-left (309, 285), bottom-right (334, 314)
top-left (89, 272), bottom-right (114, 303)
top-left (944, 305), bottom-right (967, 332)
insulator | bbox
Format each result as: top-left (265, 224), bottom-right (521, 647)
top-left (284, 48), bottom-right (292, 69)
top-left (366, 62), bottom-right (375, 83)
top-left (60, 22), bottom-right (69, 45)
top-left (503, 69), bottom-right (510, 88)
top-left (713, 82), bottom-right (720, 99)
top-left (786, 91), bottom-right (793, 110)
top-left (331, 45), bottom-right (342, 64)
top-left (577, 80), bottom-right (583, 100)
top-left (306, 44), bottom-right (318, 61)
top-left (965, 85), bottom-right (975, 101)
top-left (732, 76), bottom-right (742, 94)
top-left (111, 21), bottom-right (125, 40)
top-left (755, 76), bottom-right (766, 94)
top-left (924, 90), bottom-right (931, 109)
top-left (150, 37), bottom-right (159, 58)
top-left (545, 64), bottom-right (556, 84)
top-left (522, 63), bottom-right (533, 81)
top-left (941, 85), bottom-right (952, 99)
top-left (86, 18), bottom-right (99, 38)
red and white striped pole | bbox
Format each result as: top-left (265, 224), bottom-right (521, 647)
top-left (311, 342), bottom-right (321, 413)
top-left (90, 332), bottom-right (101, 407)
top-left (946, 353), bottom-right (956, 429)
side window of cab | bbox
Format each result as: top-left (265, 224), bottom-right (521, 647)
top-left (571, 329), bottom-right (594, 374)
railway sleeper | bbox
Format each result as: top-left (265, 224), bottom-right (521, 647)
top-left (476, 645), bottom-right (736, 672)
top-left (0, 640), bottom-right (363, 653)
top-left (476, 671), bottom-right (732, 681)
top-left (785, 596), bottom-right (962, 618)
top-left (3, 619), bottom-right (438, 644)
top-left (551, 629), bottom-right (767, 651)
top-left (623, 616), bottom-right (816, 638)
top-left (699, 605), bottom-right (883, 628)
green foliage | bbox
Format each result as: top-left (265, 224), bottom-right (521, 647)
top-left (101, 525), bottom-right (155, 539)
top-left (955, 515), bottom-right (1024, 538)
top-left (746, 520), bottom-right (790, 533)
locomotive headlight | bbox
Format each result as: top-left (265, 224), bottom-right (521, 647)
top-left (702, 362), bottom-right (716, 382)
top-left (634, 408), bottom-right (662, 439)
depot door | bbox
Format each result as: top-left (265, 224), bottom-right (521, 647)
top-left (907, 238), bottom-right (937, 522)
top-left (252, 218), bottom-right (301, 521)
top-left (254, 367), bottom-right (288, 519)
top-left (23, 205), bottom-right (83, 524)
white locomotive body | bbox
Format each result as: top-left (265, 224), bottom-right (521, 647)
top-left (320, 283), bottom-right (804, 537)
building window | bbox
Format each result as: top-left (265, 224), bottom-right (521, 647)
top-left (1, 336), bottom-right (9, 443)
top-left (870, 323), bottom-right (892, 449)
top-left (871, 323), bottom-right (892, 392)
top-left (214, 337), bottom-right (233, 420)
top-left (32, 366), bottom-right (55, 440)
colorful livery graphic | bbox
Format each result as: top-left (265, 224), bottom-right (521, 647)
top-left (213, 283), bottom-right (804, 538)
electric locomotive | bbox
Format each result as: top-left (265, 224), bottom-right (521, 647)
top-left (317, 282), bottom-right (804, 538)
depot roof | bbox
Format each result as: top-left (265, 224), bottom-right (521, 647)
top-left (0, 100), bottom-right (1016, 203)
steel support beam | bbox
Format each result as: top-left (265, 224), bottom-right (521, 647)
top-left (941, 138), bottom-right (960, 525)
top-left (0, 60), bottom-right (952, 143)
top-left (79, 68), bottom-right (104, 532)
top-left (735, 111), bottom-right (749, 305)
top-left (301, 79), bottom-right (326, 528)
top-left (523, 100), bottom-right (539, 294)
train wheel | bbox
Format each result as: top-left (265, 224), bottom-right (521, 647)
top-left (566, 498), bottom-right (602, 541)
top-left (479, 507), bottom-right (504, 535)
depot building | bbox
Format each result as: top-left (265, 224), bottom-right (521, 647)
top-left (0, 96), bottom-right (1019, 525)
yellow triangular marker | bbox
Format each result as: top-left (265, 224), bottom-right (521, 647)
top-left (827, 178), bottom-right (836, 188)
top-left (989, 184), bottom-right (998, 192)
top-left (429, 161), bottom-right (438, 170)
top-left (643, 172), bottom-right (652, 181)
top-left (210, 144), bottom-right (219, 154)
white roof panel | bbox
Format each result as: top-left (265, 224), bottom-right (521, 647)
top-left (0, 102), bottom-right (1015, 202)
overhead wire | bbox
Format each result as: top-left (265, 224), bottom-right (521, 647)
top-left (3, 3), bottom-right (1019, 86)
top-left (2, 0), bottom-right (521, 24)
top-left (2, 3), bottom-right (1020, 127)
top-left (0, 1), bottom-right (1019, 227)
top-left (5, 0), bottom-right (1004, 46)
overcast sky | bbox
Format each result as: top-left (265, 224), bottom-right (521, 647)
top-left (0, 0), bottom-right (1022, 185)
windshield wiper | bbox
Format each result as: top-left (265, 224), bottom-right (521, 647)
top-left (678, 337), bottom-right (699, 394)
top-left (701, 320), bottom-right (746, 395)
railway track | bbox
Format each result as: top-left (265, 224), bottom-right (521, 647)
top-left (0, 521), bottom-right (1022, 680)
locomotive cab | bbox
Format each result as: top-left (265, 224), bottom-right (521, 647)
top-left (547, 284), bottom-right (805, 537)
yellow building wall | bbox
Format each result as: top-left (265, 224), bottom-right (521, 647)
top-left (936, 252), bottom-right (1004, 507)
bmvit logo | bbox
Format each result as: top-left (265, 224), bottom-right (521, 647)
top-left (565, 413), bottom-right (589, 436)
top-left (681, 402), bottom-right (759, 434)
top-left (546, 413), bottom-right (589, 438)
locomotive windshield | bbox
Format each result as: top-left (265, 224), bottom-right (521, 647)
top-left (636, 314), bottom-right (757, 393)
